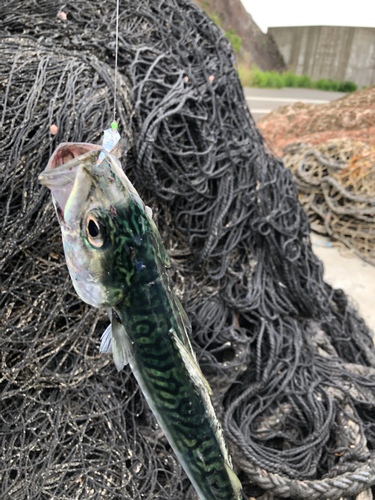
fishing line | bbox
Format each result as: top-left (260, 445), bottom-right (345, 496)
top-left (97, 0), bottom-right (121, 167)
top-left (113, 0), bottom-right (120, 124)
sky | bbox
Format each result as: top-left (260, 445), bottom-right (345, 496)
top-left (241, 0), bottom-right (375, 33)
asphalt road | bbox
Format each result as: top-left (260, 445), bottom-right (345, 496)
top-left (243, 87), bottom-right (347, 121)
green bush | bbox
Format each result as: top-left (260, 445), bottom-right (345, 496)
top-left (314, 79), bottom-right (336, 91)
top-left (338, 81), bottom-right (358, 92)
top-left (268, 71), bottom-right (284, 88)
top-left (253, 68), bottom-right (267, 87)
top-left (315, 79), bottom-right (327, 90)
top-left (330, 80), bottom-right (339, 91)
top-left (237, 65), bottom-right (357, 93)
top-left (283, 72), bottom-right (298, 87)
top-left (225, 29), bottom-right (242, 53)
top-left (297, 74), bottom-right (312, 88)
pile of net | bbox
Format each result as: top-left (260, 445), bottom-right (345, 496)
top-left (2, 1), bottom-right (375, 499)
top-left (282, 140), bottom-right (375, 266)
top-left (257, 86), bottom-right (375, 157)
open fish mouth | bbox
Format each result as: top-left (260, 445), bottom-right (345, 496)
top-left (38, 143), bottom-right (100, 217)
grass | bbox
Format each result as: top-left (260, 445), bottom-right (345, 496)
top-left (238, 65), bottom-right (357, 92)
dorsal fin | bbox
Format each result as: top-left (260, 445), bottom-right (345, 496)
top-left (169, 294), bottom-right (197, 361)
top-left (145, 205), bottom-right (153, 218)
top-left (171, 329), bottom-right (213, 396)
top-left (175, 296), bottom-right (192, 335)
top-left (147, 216), bottom-right (171, 269)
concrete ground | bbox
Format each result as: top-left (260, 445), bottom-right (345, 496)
top-left (243, 87), bottom-right (346, 122)
top-left (311, 233), bottom-right (375, 335)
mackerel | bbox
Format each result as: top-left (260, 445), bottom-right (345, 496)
top-left (39, 143), bottom-right (242, 500)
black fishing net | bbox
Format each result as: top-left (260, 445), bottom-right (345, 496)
top-left (1, 1), bottom-right (375, 499)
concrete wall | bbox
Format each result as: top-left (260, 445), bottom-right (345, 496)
top-left (268, 26), bottom-right (375, 88)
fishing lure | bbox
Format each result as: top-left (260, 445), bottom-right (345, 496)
top-left (39, 140), bottom-right (242, 500)
top-left (97, 122), bottom-right (121, 166)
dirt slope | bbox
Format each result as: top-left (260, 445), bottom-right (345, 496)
top-left (193, 0), bottom-right (285, 71)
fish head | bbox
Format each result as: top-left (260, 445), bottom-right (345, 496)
top-left (39, 142), bottom-right (150, 308)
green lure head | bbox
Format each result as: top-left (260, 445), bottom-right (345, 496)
top-left (39, 143), bottom-right (154, 308)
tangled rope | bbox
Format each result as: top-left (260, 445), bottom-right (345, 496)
top-left (283, 140), bottom-right (375, 266)
top-left (238, 457), bottom-right (375, 499)
top-left (1, 1), bottom-right (375, 499)
top-left (257, 85), bottom-right (375, 157)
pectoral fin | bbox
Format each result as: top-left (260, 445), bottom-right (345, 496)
top-left (99, 307), bottom-right (114, 353)
top-left (112, 313), bottom-right (134, 372)
top-left (100, 324), bottom-right (112, 353)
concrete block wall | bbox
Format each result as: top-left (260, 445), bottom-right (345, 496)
top-left (268, 26), bottom-right (375, 88)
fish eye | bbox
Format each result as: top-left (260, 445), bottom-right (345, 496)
top-left (86, 214), bottom-right (104, 248)
top-left (88, 219), bottom-right (99, 237)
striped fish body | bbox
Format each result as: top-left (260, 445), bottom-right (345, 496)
top-left (118, 288), bottom-right (239, 500)
top-left (111, 201), bottom-right (241, 500)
